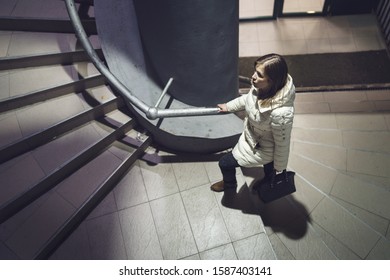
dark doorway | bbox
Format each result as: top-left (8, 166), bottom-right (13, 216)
top-left (326, 0), bottom-right (380, 15)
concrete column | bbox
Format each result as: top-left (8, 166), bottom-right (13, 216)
top-left (133, 0), bottom-right (239, 107)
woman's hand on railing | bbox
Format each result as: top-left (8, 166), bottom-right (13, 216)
top-left (217, 103), bottom-right (228, 112)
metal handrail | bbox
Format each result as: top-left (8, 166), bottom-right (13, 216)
top-left (64, 0), bottom-right (221, 120)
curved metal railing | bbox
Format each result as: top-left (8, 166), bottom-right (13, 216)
top-left (65, 0), bottom-right (221, 120)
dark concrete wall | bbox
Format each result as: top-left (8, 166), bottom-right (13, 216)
top-left (133, 0), bottom-right (239, 107)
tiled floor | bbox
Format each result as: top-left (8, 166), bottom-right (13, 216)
top-left (240, 0), bottom-right (325, 18)
top-left (239, 12), bottom-right (386, 56)
top-left (0, 0), bottom-right (390, 260)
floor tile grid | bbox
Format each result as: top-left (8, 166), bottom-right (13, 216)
top-left (294, 89), bottom-right (390, 114)
top-left (239, 14), bottom-right (386, 57)
top-left (187, 169), bottom-right (276, 259)
top-left (108, 155), bottom-right (388, 260)
top-left (143, 159), bottom-right (262, 260)
top-left (85, 155), bottom-right (274, 260)
top-left (284, 112), bottom-right (389, 257)
top-left (240, 164), bottom-right (338, 260)
top-left (142, 160), bottom-right (201, 259)
top-left (81, 158), bottom-right (216, 259)
top-left (286, 170), bottom-right (383, 259)
top-left (266, 162), bottom-right (378, 260)
top-left (290, 113), bottom-right (390, 206)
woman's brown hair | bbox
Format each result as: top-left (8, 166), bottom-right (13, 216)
top-left (254, 53), bottom-right (288, 100)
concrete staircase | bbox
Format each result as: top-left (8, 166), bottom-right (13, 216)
top-left (0, 1), bottom-right (153, 259)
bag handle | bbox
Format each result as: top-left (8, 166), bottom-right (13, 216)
top-left (270, 169), bottom-right (288, 188)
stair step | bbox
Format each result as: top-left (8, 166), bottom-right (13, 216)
top-left (35, 134), bottom-right (151, 259)
top-left (0, 118), bottom-right (135, 224)
top-left (292, 141), bottom-right (347, 171)
top-left (292, 127), bottom-right (390, 155)
top-left (310, 196), bottom-right (382, 259)
top-left (0, 74), bottom-right (106, 113)
top-left (0, 97), bottom-right (123, 163)
top-left (0, 17), bottom-right (96, 34)
top-left (288, 152), bottom-right (338, 194)
top-left (0, 50), bottom-right (104, 71)
top-left (293, 89), bottom-right (390, 113)
top-left (289, 153), bottom-right (390, 237)
top-left (1, 127), bottom-right (150, 259)
top-left (240, 170), bottom-right (388, 259)
top-left (2, 149), bottom-right (124, 259)
top-left (291, 127), bottom-right (343, 147)
top-left (1, 60), bottom-right (105, 100)
top-left (330, 172), bottom-right (390, 221)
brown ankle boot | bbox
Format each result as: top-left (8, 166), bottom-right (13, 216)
top-left (210, 181), bottom-right (237, 192)
top-left (210, 181), bottom-right (225, 192)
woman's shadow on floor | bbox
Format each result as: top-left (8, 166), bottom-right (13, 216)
top-left (221, 168), bottom-right (311, 240)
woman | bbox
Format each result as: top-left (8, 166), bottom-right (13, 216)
top-left (211, 53), bottom-right (295, 192)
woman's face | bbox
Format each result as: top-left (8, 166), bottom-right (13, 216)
top-left (251, 63), bottom-right (271, 92)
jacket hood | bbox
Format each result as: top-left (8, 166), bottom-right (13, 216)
top-left (254, 74), bottom-right (295, 113)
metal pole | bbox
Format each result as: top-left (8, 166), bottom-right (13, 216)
top-left (146, 106), bottom-right (221, 120)
top-left (155, 77), bottom-right (174, 108)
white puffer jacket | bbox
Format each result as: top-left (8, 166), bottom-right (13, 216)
top-left (227, 74), bottom-right (295, 171)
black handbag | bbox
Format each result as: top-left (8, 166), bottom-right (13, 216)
top-left (257, 170), bottom-right (296, 203)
